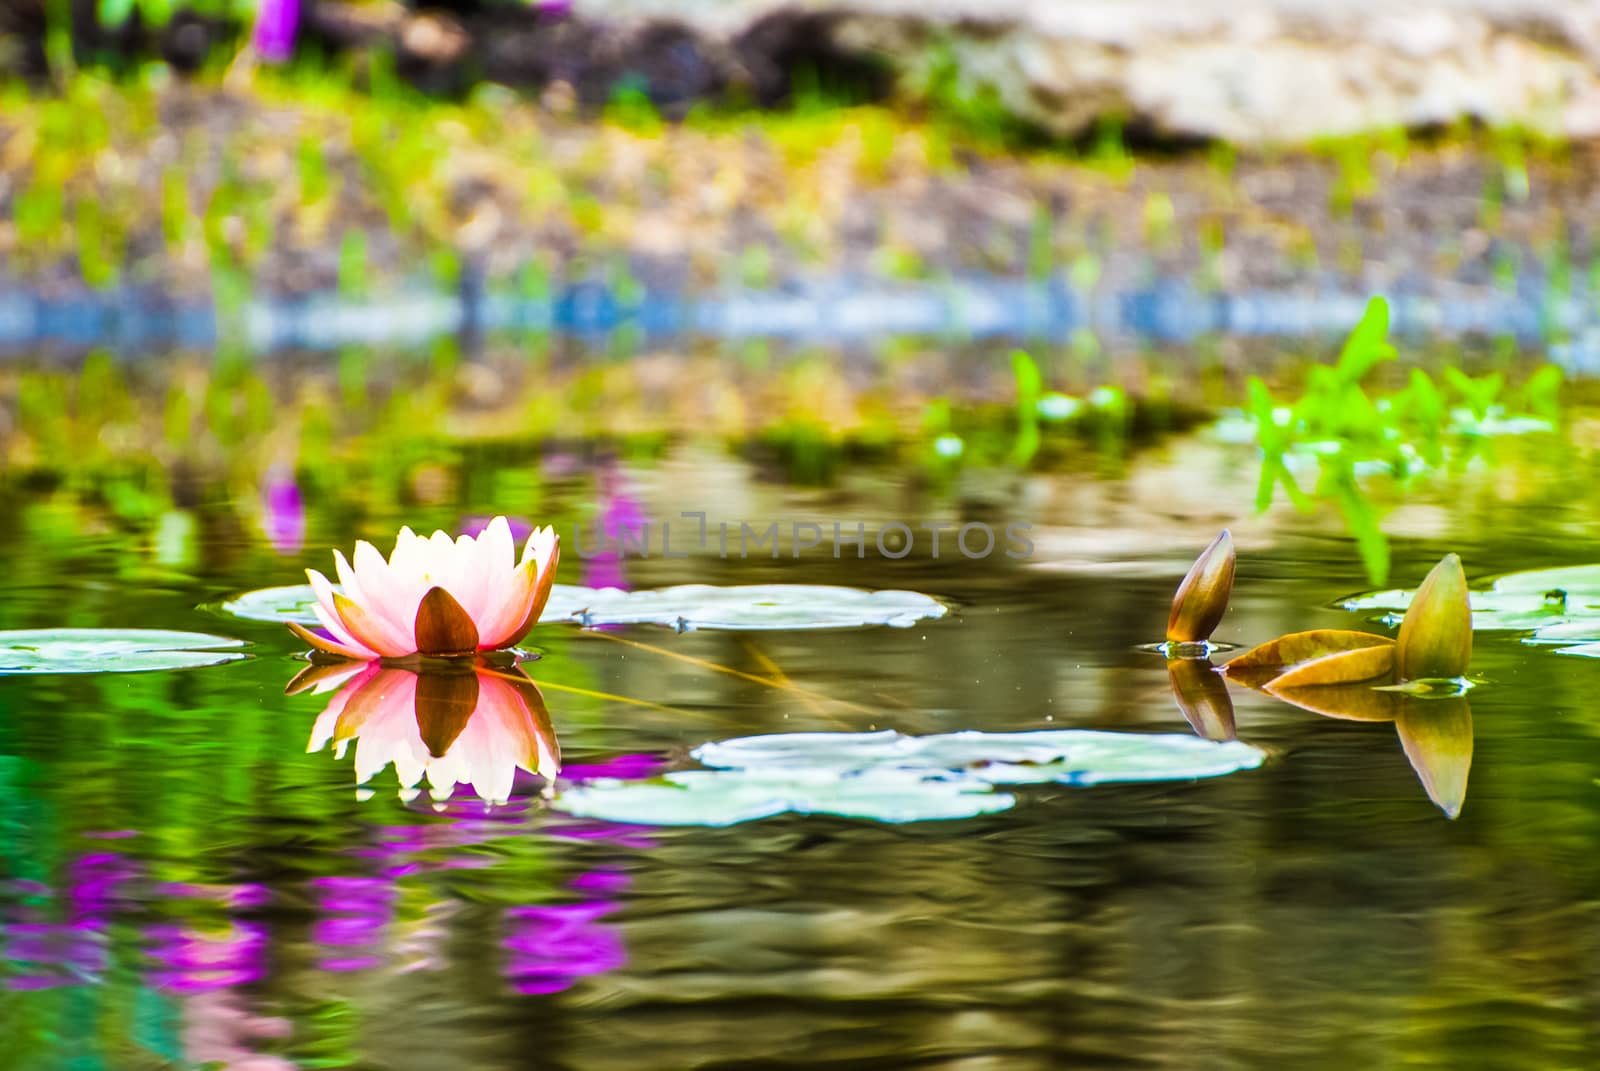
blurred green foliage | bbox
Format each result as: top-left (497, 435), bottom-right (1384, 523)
top-left (1245, 296), bottom-right (1563, 583)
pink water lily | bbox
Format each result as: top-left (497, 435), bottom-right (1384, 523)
top-left (288, 517), bottom-right (560, 660)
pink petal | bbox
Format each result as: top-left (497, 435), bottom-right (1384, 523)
top-left (503, 534), bottom-right (561, 648)
top-left (306, 569), bottom-right (377, 657)
top-left (475, 559), bottom-right (538, 649)
top-left (353, 544), bottom-right (422, 633)
top-left (481, 516), bottom-right (516, 574)
top-left (451, 533), bottom-right (493, 625)
top-left (521, 526), bottom-right (557, 570)
top-left (334, 594), bottom-right (417, 659)
top-left (286, 621), bottom-right (374, 661)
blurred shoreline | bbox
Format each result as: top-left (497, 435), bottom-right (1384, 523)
top-left (3, 74), bottom-right (1597, 317)
top-left (4, 2), bottom-right (1600, 355)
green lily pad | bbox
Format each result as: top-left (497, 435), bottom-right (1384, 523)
top-left (696, 729), bottom-right (1266, 787)
top-left (0, 629), bottom-right (246, 675)
top-left (555, 768), bottom-right (1015, 826)
top-left (221, 583), bottom-right (948, 632)
top-left (1343, 564), bottom-right (1600, 648)
top-left (552, 729), bottom-right (1265, 826)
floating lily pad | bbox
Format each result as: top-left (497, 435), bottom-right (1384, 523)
top-left (552, 729), bottom-right (1265, 826)
top-left (0, 629), bottom-right (246, 675)
top-left (1342, 565), bottom-right (1600, 648)
top-left (222, 583), bottom-right (947, 632)
top-left (554, 768), bottom-right (1015, 826)
top-left (695, 729), bottom-right (1266, 787)
top-left (219, 585), bottom-right (325, 625)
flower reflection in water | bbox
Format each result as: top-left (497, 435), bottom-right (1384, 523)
top-left (147, 920), bottom-right (269, 992)
top-left (1247, 685), bottom-right (1474, 818)
top-left (505, 895), bottom-right (627, 995)
top-left (297, 659), bottom-right (560, 805)
top-left (581, 462), bottom-right (647, 594)
top-left (4, 850), bottom-right (136, 990)
top-left (1169, 655), bottom-right (1472, 817)
top-left (1166, 657), bottom-right (1236, 742)
top-left (310, 876), bottom-right (395, 972)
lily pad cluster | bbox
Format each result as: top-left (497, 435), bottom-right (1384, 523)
top-left (552, 729), bottom-right (1266, 826)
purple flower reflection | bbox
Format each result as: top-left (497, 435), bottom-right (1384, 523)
top-left (503, 900), bottom-right (625, 995)
top-left (147, 921), bottom-right (268, 993)
top-left (582, 466), bottom-right (648, 594)
top-left (68, 851), bottom-right (140, 925)
top-left (560, 753), bottom-right (667, 783)
top-left (262, 465), bottom-right (305, 555)
top-left (310, 876), bottom-right (395, 972)
top-left (252, 0), bottom-right (300, 63)
top-left (568, 869), bottom-right (630, 896)
top-left (4, 922), bottom-right (108, 990)
top-left (3, 843), bottom-right (139, 989)
top-left (155, 882), bottom-right (272, 911)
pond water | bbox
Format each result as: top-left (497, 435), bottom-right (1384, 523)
top-left (4, 353), bottom-right (1600, 1070)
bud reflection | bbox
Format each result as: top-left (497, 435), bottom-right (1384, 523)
top-left (1166, 657), bottom-right (1236, 741)
top-left (1265, 685), bottom-right (1473, 819)
top-left (295, 659), bottom-right (560, 805)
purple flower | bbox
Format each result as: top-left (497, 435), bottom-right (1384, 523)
top-left (252, 0), bottom-right (300, 64)
top-left (262, 464), bottom-right (305, 555)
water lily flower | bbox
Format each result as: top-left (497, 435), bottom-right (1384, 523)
top-left (288, 517), bottom-right (559, 660)
top-left (303, 661), bottom-right (561, 805)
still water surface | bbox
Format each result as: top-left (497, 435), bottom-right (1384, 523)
top-left (3, 410), bottom-right (1600, 1069)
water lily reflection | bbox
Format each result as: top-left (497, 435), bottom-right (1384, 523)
top-left (1268, 686), bottom-right (1474, 818)
top-left (298, 660), bottom-right (561, 804)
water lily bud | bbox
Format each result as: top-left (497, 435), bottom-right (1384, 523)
top-left (1396, 554), bottom-right (1472, 681)
top-left (1167, 530), bottom-right (1236, 643)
